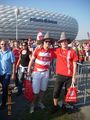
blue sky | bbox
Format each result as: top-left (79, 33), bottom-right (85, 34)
top-left (0, 0), bottom-right (90, 40)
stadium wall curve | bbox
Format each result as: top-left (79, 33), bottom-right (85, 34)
top-left (0, 5), bottom-right (78, 41)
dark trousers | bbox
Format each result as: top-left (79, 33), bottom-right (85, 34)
top-left (18, 71), bottom-right (24, 94)
top-left (53, 74), bottom-right (72, 99)
top-left (15, 72), bottom-right (19, 87)
top-left (0, 74), bottom-right (11, 105)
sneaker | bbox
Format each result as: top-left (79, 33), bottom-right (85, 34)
top-left (66, 104), bottom-right (78, 110)
top-left (61, 104), bottom-right (67, 111)
top-left (29, 104), bottom-right (34, 113)
top-left (50, 105), bottom-right (60, 114)
top-left (66, 104), bottom-right (74, 109)
top-left (14, 86), bottom-right (18, 90)
top-left (13, 87), bottom-right (18, 93)
top-left (38, 102), bottom-right (45, 109)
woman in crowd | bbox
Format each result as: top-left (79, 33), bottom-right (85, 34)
top-left (16, 41), bottom-right (32, 96)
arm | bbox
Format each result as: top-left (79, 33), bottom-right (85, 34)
top-left (27, 55), bottom-right (35, 74)
top-left (16, 54), bottom-right (21, 69)
top-left (72, 61), bottom-right (77, 84)
top-left (29, 51), bottom-right (32, 60)
top-left (11, 62), bottom-right (16, 80)
top-left (28, 47), bottom-right (38, 74)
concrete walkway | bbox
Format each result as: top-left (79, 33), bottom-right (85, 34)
top-left (80, 105), bottom-right (90, 120)
top-left (0, 78), bottom-right (90, 120)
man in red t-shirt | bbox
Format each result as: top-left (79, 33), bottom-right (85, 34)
top-left (51, 32), bottom-right (78, 113)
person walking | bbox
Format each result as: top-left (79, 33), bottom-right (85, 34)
top-left (12, 40), bottom-right (21, 90)
top-left (51, 32), bottom-right (78, 113)
top-left (0, 40), bottom-right (15, 109)
top-left (16, 41), bottom-right (32, 96)
top-left (27, 32), bottom-right (54, 113)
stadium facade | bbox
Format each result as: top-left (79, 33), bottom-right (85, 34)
top-left (0, 5), bottom-right (78, 41)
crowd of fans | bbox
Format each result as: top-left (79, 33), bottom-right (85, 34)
top-left (0, 31), bottom-right (90, 114)
top-left (1, 38), bottom-right (90, 63)
top-left (1, 37), bottom-right (90, 65)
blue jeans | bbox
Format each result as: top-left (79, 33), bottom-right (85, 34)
top-left (0, 74), bottom-right (11, 105)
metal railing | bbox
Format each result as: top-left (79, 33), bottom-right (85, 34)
top-left (77, 62), bottom-right (90, 105)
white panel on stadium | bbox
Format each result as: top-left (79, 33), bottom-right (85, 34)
top-left (0, 5), bottom-right (78, 40)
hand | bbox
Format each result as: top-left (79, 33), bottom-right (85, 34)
top-left (11, 73), bottom-right (15, 80)
top-left (27, 71), bottom-right (31, 76)
top-left (72, 76), bottom-right (76, 84)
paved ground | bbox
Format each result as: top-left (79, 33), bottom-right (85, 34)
top-left (0, 90), bottom-right (90, 120)
top-left (80, 105), bottom-right (90, 120)
top-left (0, 77), bottom-right (90, 120)
top-left (0, 93), bottom-right (30, 120)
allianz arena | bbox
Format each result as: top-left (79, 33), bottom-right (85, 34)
top-left (0, 5), bottom-right (78, 41)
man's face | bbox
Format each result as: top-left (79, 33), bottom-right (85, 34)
top-left (59, 40), bottom-right (68, 48)
top-left (37, 43), bottom-right (43, 49)
top-left (43, 39), bottom-right (51, 49)
top-left (0, 41), bottom-right (7, 48)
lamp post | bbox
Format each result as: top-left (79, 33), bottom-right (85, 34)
top-left (14, 8), bottom-right (20, 40)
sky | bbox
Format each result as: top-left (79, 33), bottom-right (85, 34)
top-left (0, 0), bottom-right (90, 40)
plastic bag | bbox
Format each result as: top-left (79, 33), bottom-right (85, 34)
top-left (23, 77), bottom-right (34, 102)
top-left (65, 83), bottom-right (77, 103)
